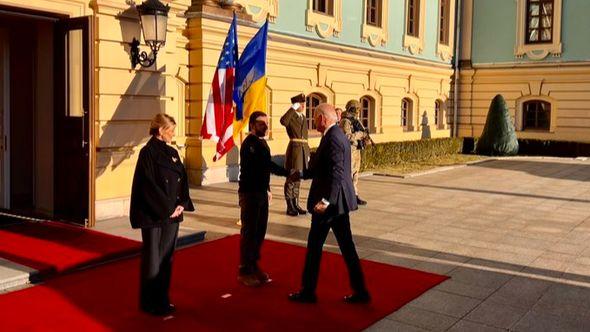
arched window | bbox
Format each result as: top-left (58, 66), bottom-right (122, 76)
top-left (523, 100), bottom-right (551, 131)
top-left (366, 0), bottom-right (382, 27)
top-left (434, 99), bottom-right (444, 129)
top-left (406, 0), bottom-right (421, 37)
top-left (306, 93), bottom-right (326, 131)
top-left (401, 98), bottom-right (413, 131)
top-left (313, 0), bottom-right (334, 16)
top-left (526, 0), bottom-right (554, 44)
top-left (360, 95), bottom-right (374, 132)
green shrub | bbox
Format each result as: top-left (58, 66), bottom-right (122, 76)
top-left (475, 94), bottom-right (519, 156)
top-left (360, 138), bottom-right (464, 171)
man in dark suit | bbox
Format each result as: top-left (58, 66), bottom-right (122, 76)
top-left (288, 103), bottom-right (370, 304)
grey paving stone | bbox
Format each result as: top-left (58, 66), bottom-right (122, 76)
top-left (464, 301), bottom-right (529, 329)
top-left (434, 279), bottom-right (497, 300)
top-left (365, 318), bottom-right (429, 332)
top-left (513, 310), bottom-right (590, 332)
top-left (446, 320), bottom-right (505, 332)
top-left (388, 305), bottom-right (458, 331)
top-left (447, 266), bottom-right (513, 290)
top-left (406, 290), bottom-right (481, 318)
top-left (486, 276), bottom-right (551, 309)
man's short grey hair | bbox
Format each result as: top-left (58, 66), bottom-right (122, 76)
top-left (315, 103), bottom-right (338, 121)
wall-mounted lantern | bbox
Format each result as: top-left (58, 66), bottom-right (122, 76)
top-left (130, 0), bottom-right (170, 68)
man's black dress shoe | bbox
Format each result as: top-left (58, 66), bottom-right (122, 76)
top-left (288, 291), bottom-right (317, 303)
top-left (343, 293), bottom-right (371, 304)
top-left (356, 196), bottom-right (367, 206)
top-left (142, 303), bottom-right (176, 316)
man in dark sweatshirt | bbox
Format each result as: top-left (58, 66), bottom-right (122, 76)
top-left (238, 111), bottom-right (291, 287)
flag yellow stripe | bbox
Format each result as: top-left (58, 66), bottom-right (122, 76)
top-left (233, 76), bottom-right (267, 138)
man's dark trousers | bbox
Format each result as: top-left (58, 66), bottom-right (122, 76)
top-left (239, 191), bottom-right (269, 273)
top-left (140, 222), bottom-right (179, 310)
top-left (301, 212), bottom-right (367, 295)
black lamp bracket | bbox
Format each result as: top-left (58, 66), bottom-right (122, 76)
top-left (130, 38), bottom-right (162, 68)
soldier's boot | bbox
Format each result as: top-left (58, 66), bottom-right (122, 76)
top-left (286, 199), bottom-right (298, 216)
top-left (293, 198), bottom-right (307, 215)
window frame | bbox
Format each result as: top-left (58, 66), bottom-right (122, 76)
top-left (438, 0), bottom-right (450, 45)
top-left (406, 0), bottom-right (419, 37)
top-left (403, 0), bottom-right (426, 55)
top-left (525, 0), bottom-right (554, 45)
top-left (523, 100), bottom-right (551, 131)
top-left (313, 0), bottom-right (334, 16)
top-left (305, 93), bottom-right (326, 132)
top-left (401, 98), bottom-right (413, 131)
top-left (366, 0), bottom-right (382, 27)
top-left (515, 0), bottom-right (562, 60)
top-left (360, 95), bottom-right (375, 133)
top-left (306, 0), bottom-right (343, 38)
top-left (362, 0), bottom-right (389, 47)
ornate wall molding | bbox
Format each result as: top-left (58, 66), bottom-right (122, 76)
top-left (515, 0), bottom-right (562, 60)
top-left (305, 0), bottom-right (342, 38)
top-left (234, 0), bottom-right (279, 23)
top-left (361, 0), bottom-right (389, 47)
top-left (402, 0), bottom-right (426, 55)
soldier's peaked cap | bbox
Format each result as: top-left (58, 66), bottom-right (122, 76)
top-left (346, 100), bottom-right (361, 112)
top-left (291, 93), bottom-right (306, 104)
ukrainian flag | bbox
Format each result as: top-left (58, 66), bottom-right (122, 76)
top-left (233, 20), bottom-right (268, 137)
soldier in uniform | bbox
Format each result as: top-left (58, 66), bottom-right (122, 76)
top-left (280, 93), bottom-right (310, 216)
top-left (340, 100), bottom-right (370, 206)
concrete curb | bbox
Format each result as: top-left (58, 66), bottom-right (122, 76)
top-left (368, 155), bottom-right (590, 180)
top-left (370, 158), bottom-right (493, 179)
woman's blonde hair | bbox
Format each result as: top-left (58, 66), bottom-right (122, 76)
top-left (149, 113), bottom-right (176, 136)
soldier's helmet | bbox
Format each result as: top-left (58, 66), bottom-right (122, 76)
top-left (345, 100), bottom-right (361, 115)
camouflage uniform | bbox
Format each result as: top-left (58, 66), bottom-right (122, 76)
top-left (339, 100), bottom-right (369, 206)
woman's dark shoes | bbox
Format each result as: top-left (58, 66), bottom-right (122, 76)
top-left (288, 291), bottom-right (317, 303)
top-left (343, 292), bottom-right (371, 304)
top-left (238, 273), bottom-right (262, 287)
top-left (141, 303), bottom-right (176, 316)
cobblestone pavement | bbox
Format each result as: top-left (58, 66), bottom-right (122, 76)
top-left (176, 157), bottom-right (590, 331)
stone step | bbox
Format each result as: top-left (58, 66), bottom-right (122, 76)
top-left (0, 259), bottom-right (36, 293)
top-left (0, 230), bottom-right (206, 293)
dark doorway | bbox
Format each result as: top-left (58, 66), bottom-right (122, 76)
top-left (0, 7), bottom-right (92, 226)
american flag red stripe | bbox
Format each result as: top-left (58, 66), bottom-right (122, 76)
top-left (200, 15), bottom-right (238, 162)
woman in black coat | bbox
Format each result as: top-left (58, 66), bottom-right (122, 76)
top-left (130, 113), bottom-right (195, 316)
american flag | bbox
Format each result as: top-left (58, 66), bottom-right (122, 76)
top-left (201, 15), bottom-right (238, 161)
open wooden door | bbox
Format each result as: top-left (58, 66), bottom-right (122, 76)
top-left (54, 16), bottom-right (93, 226)
top-left (0, 29), bottom-right (8, 210)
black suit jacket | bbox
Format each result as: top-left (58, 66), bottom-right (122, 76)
top-left (304, 125), bottom-right (358, 216)
top-left (129, 137), bottom-right (195, 229)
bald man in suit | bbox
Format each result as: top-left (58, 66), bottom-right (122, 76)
top-left (288, 103), bottom-right (370, 304)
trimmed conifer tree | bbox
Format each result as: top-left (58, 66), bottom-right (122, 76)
top-left (475, 94), bottom-right (519, 156)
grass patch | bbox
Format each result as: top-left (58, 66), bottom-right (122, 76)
top-left (368, 154), bottom-right (486, 176)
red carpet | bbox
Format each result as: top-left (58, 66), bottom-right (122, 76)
top-left (0, 235), bottom-right (447, 331)
top-left (0, 220), bottom-right (140, 276)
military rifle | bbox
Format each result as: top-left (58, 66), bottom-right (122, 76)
top-left (350, 117), bottom-right (375, 149)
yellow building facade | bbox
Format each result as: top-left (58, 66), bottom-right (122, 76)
top-left (457, 0), bottom-right (590, 142)
top-left (0, 0), bottom-right (455, 226)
